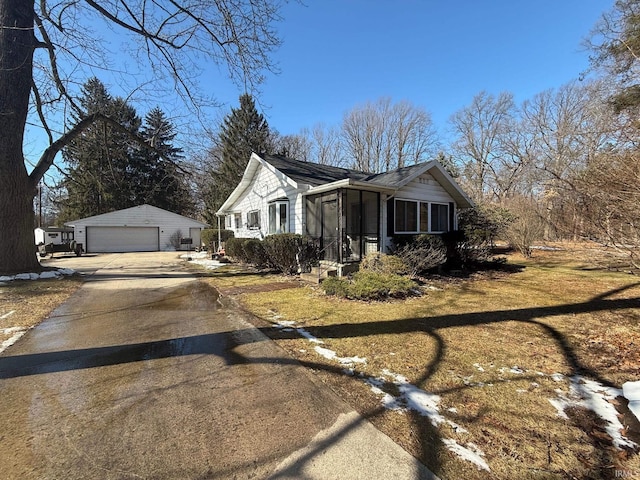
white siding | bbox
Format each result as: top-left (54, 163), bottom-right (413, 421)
top-left (383, 173), bottom-right (456, 251)
top-left (224, 163), bottom-right (305, 238)
top-left (69, 205), bottom-right (206, 252)
top-left (396, 173), bottom-right (455, 203)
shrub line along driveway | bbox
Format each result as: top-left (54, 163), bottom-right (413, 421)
top-left (0, 252), bottom-right (437, 480)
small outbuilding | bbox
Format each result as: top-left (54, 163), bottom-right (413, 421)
top-left (65, 204), bottom-right (208, 253)
top-left (34, 226), bottom-right (75, 246)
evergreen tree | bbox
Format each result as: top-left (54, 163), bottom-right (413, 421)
top-left (136, 107), bottom-right (194, 215)
top-left (60, 78), bottom-right (141, 220)
top-left (203, 94), bottom-right (271, 221)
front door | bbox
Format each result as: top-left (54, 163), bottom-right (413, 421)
top-left (321, 199), bottom-right (339, 262)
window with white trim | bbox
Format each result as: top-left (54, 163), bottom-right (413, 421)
top-left (394, 200), bottom-right (418, 233)
top-left (268, 200), bottom-right (289, 234)
top-left (247, 210), bottom-right (260, 229)
top-left (234, 213), bottom-right (241, 230)
top-left (430, 203), bottom-right (449, 232)
top-left (394, 200), bottom-right (450, 234)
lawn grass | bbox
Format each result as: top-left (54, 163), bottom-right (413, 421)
top-left (208, 244), bottom-right (640, 480)
top-left (0, 276), bottom-right (83, 345)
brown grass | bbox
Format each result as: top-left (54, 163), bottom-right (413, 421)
top-left (0, 277), bottom-right (83, 345)
top-left (207, 243), bottom-right (640, 480)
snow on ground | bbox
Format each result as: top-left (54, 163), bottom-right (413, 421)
top-left (0, 268), bottom-right (75, 283)
top-left (548, 375), bottom-right (637, 449)
top-left (0, 326), bottom-right (29, 354)
top-left (271, 317), bottom-right (640, 471)
top-left (623, 382), bottom-right (640, 423)
top-left (271, 318), bottom-right (490, 471)
top-left (274, 320), bottom-right (366, 366)
top-left (180, 252), bottom-right (226, 270)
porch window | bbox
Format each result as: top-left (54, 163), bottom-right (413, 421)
top-left (395, 200), bottom-right (418, 233)
top-left (268, 200), bottom-right (289, 234)
top-left (247, 210), bottom-right (260, 229)
top-left (431, 203), bottom-right (449, 232)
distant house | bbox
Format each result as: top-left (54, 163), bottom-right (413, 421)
top-left (34, 226), bottom-right (74, 246)
top-left (65, 204), bottom-right (208, 253)
top-left (216, 153), bottom-right (473, 266)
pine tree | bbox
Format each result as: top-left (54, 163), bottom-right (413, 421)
top-left (136, 107), bottom-right (194, 215)
top-left (60, 78), bottom-right (141, 220)
top-left (203, 94), bottom-right (271, 220)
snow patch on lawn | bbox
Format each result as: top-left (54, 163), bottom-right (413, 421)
top-left (548, 375), bottom-right (637, 450)
top-left (275, 319), bottom-right (365, 366)
top-left (272, 318), bottom-right (487, 470)
top-left (0, 326), bottom-right (29, 354)
top-left (442, 439), bottom-right (490, 472)
top-left (180, 252), bottom-right (226, 270)
top-left (0, 268), bottom-right (75, 283)
top-left (623, 381), bottom-right (640, 423)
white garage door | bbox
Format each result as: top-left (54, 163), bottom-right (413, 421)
top-left (87, 226), bottom-right (159, 253)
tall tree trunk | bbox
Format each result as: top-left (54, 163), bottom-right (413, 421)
top-left (0, 1), bottom-right (40, 274)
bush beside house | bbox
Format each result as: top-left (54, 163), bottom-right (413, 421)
top-left (201, 228), bottom-right (234, 252)
top-left (225, 234), bottom-right (318, 274)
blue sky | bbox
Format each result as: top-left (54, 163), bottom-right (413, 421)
top-left (25, 1), bottom-right (614, 173)
top-left (233, 0), bottom-right (613, 140)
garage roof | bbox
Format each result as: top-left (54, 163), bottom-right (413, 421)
top-left (65, 204), bottom-right (208, 227)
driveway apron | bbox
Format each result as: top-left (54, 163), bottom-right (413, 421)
top-left (0, 253), bottom-right (436, 480)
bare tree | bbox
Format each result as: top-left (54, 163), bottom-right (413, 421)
top-left (579, 149), bottom-right (640, 268)
top-left (341, 97), bottom-right (437, 173)
top-left (271, 129), bottom-right (313, 161)
top-left (0, 0), bottom-right (283, 274)
top-left (450, 91), bottom-right (517, 202)
top-left (587, 0), bottom-right (640, 113)
top-left (522, 81), bottom-right (613, 239)
top-left (311, 123), bottom-right (344, 166)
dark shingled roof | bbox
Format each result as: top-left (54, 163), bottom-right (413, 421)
top-left (264, 155), bottom-right (369, 186)
top-left (264, 155), bottom-right (430, 189)
top-left (364, 163), bottom-right (431, 188)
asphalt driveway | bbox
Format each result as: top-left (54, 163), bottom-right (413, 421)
top-left (0, 253), bottom-right (436, 479)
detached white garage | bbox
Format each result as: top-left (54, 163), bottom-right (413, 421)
top-left (66, 205), bottom-right (208, 253)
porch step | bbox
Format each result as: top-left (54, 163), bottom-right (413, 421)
top-left (299, 266), bottom-right (338, 284)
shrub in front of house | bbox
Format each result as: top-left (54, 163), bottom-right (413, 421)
top-left (262, 234), bottom-right (318, 275)
top-left (225, 237), bottom-right (249, 262)
top-left (322, 271), bottom-right (417, 301)
top-left (321, 276), bottom-right (351, 297)
top-left (360, 252), bottom-right (408, 276)
top-left (394, 234), bottom-right (447, 277)
top-left (201, 228), bottom-right (234, 252)
top-left (243, 238), bottom-right (269, 268)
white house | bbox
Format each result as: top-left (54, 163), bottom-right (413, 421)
top-left (217, 153), bottom-right (474, 264)
top-left (65, 204), bottom-right (208, 253)
top-left (34, 226), bottom-right (74, 246)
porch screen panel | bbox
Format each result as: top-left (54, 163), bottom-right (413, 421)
top-left (362, 191), bottom-right (379, 256)
top-left (305, 195), bottom-right (320, 237)
top-left (345, 190), bottom-right (361, 261)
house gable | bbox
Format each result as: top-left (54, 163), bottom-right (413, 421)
top-left (217, 154), bottom-right (306, 238)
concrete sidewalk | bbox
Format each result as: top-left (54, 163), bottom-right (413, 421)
top-left (0, 253), bottom-right (438, 479)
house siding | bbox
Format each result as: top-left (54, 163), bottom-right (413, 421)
top-left (69, 205), bottom-right (206, 251)
top-left (382, 173), bottom-right (456, 251)
top-left (225, 163), bottom-right (304, 239)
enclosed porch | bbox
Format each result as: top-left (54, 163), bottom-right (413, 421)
top-left (305, 188), bottom-right (381, 265)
